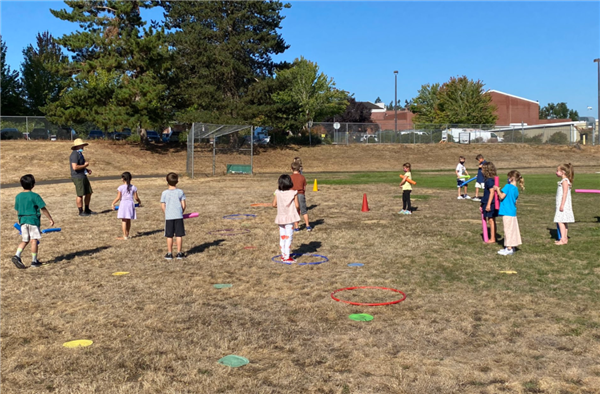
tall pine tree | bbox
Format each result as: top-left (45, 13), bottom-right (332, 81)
top-left (1, 37), bottom-right (26, 115)
top-left (162, 0), bottom-right (290, 123)
top-left (45, 1), bottom-right (170, 132)
top-left (21, 32), bottom-right (69, 116)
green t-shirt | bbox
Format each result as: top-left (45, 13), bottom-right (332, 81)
top-left (14, 191), bottom-right (46, 227)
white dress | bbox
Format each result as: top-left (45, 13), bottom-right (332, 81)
top-left (554, 178), bottom-right (574, 223)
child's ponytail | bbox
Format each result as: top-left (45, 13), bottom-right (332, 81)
top-left (122, 171), bottom-right (132, 192)
top-left (507, 170), bottom-right (525, 190)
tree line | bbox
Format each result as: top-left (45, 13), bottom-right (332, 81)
top-left (1, 1), bottom-right (348, 134)
top-left (1, 1), bottom-right (578, 135)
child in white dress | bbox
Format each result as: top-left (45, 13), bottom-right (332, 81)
top-left (273, 174), bottom-right (300, 263)
top-left (554, 163), bottom-right (575, 245)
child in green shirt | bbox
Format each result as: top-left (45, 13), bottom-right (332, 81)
top-left (13, 174), bottom-right (54, 269)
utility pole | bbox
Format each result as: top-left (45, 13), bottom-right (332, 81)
top-left (394, 70), bottom-right (398, 132)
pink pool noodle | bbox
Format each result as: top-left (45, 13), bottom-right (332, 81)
top-left (494, 176), bottom-right (499, 208)
top-left (480, 206), bottom-right (489, 243)
top-left (183, 212), bottom-right (199, 219)
top-left (575, 189), bottom-right (600, 194)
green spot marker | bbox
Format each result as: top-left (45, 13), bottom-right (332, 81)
top-left (218, 355), bottom-right (249, 368)
top-left (213, 284), bottom-right (233, 289)
top-left (348, 313), bottom-right (374, 322)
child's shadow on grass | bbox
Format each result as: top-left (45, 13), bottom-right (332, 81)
top-left (595, 216), bottom-right (600, 223)
top-left (53, 246), bottom-right (111, 263)
top-left (307, 204), bottom-right (318, 211)
top-left (293, 241), bottom-right (322, 254)
top-left (134, 229), bottom-right (162, 238)
top-left (187, 239), bottom-right (225, 255)
top-left (310, 219), bottom-right (325, 228)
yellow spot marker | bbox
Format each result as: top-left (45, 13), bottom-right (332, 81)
top-left (112, 272), bottom-right (129, 276)
top-left (313, 179), bottom-right (318, 192)
top-left (498, 271), bottom-right (517, 274)
top-left (63, 340), bottom-right (93, 348)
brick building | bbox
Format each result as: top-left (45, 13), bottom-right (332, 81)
top-left (366, 90), bottom-right (570, 130)
top-left (488, 90), bottom-right (570, 126)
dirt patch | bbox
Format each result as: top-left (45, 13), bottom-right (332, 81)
top-left (2, 140), bottom-right (600, 183)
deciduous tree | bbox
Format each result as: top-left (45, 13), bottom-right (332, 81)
top-left (272, 57), bottom-right (348, 133)
top-left (410, 77), bottom-right (497, 125)
top-left (539, 102), bottom-right (578, 121)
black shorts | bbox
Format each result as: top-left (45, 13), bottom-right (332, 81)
top-left (165, 219), bottom-right (185, 238)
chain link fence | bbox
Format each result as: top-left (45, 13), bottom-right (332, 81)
top-left (187, 123), bottom-right (254, 177)
top-left (0, 116), bottom-right (77, 140)
top-left (311, 122), bottom-right (586, 145)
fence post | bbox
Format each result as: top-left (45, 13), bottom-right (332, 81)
top-left (250, 126), bottom-right (254, 175)
top-left (346, 123), bottom-right (348, 145)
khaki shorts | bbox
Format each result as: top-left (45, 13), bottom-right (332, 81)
top-left (20, 224), bottom-right (41, 242)
top-left (72, 177), bottom-right (93, 197)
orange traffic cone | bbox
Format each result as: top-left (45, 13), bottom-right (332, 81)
top-left (361, 193), bottom-right (370, 212)
top-left (313, 179), bottom-right (318, 192)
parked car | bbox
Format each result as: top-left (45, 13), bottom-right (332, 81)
top-left (0, 128), bottom-right (23, 140)
top-left (145, 130), bottom-right (161, 143)
top-left (113, 128), bottom-right (132, 140)
top-left (55, 127), bottom-right (77, 140)
top-left (243, 127), bottom-right (271, 145)
top-left (29, 128), bottom-right (49, 140)
top-left (88, 130), bottom-right (105, 140)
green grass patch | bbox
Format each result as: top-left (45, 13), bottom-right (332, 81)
top-left (312, 171), bottom-right (600, 195)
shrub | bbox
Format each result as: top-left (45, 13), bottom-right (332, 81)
top-left (126, 133), bottom-right (141, 143)
top-left (548, 131), bottom-right (569, 145)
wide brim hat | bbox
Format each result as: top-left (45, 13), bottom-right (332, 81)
top-left (71, 138), bottom-right (89, 150)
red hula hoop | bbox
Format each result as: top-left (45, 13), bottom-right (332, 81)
top-left (330, 286), bottom-right (407, 306)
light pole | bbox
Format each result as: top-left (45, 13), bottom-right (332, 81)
top-left (594, 58), bottom-right (599, 145)
top-left (394, 70), bottom-right (398, 132)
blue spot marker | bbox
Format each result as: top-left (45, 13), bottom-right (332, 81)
top-left (348, 263), bottom-right (364, 267)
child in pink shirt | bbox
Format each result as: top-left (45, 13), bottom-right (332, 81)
top-left (272, 174), bottom-right (300, 263)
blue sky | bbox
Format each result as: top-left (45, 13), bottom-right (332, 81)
top-left (1, 1), bottom-right (599, 116)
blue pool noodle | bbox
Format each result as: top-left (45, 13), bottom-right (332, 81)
top-left (13, 223), bottom-right (21, 234)
top-left (556, 224), bottom-right (561, 240)
top-left (459, 177), bottom-right (476, 187)
top-left (41, 228), bottom-right (61, 234)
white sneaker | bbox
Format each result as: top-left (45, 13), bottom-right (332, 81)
top-left (497, 248), bottom-right (508, 255)
top-left (464, 195), bottom-right (471, 200)
top-left (472, 197), bottom-right (481, 202)
top-left (457, 196), bottom-right (464, 200)
top-left (504, 249), bottom-right (514, 255)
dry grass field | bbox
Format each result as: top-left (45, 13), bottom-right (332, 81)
top-left (2, 159), bottom-right (600, 393)
top-left (2, 140), bottom-right (600, 184)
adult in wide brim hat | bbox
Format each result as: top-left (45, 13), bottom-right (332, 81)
top-left (71, 138), bottom-right (89, 150)
top-left (69, 138), bottom-right (94, 216)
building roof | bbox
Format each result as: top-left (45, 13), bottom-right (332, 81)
top-left (487, 90), bottom-right (539, 105)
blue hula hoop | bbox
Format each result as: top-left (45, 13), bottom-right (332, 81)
top-left (271, 253), bottom-right (329, 266)
top-left (223, 214), bottom-right (257, 220)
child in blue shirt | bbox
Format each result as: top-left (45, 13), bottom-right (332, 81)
top-left (494, 170), bottom-right (525, 255)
